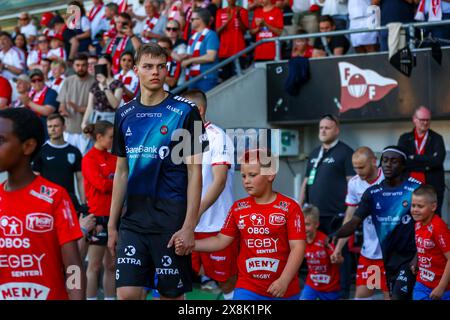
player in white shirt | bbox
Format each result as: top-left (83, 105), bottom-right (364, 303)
top-left (0, 32), bottom-right (25, 81)
top-left (331, 147), bottom-right (390, 299)
top-left (181, 89), bottom-right (238, 301)
top-left (348, 0), bottom-right (378, 53)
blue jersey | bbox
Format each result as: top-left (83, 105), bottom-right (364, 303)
top-left (112, 93), bottom-right (207, 233)
top-left (355, 176), bottom-right (421, 277)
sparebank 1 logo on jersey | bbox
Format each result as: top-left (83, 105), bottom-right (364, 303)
top-left (338, 62), bottom-right (398, 113)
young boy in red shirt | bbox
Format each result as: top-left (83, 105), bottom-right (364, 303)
top-left (0, 108), bottom-right (85, 300)
top-left (300, 205), bottom-right (341, 300)
top-left (411, 185), bottom-right (450, 300)
top-left (176, 149), bottom-right (306, 300)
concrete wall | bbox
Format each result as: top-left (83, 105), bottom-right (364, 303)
top-left (206, 66), bottom-right (450, 223)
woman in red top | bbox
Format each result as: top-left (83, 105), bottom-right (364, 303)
top-left (82, 120), bottom-right (117, 300)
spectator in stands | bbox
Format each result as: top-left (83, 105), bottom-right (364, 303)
top-left (103, 2), bottom-right (120, 40)
top-left (17, 12), bottom-right (37, 46)
top-left (114, 51), bottom-right (139, 104)
top-left (312, 15), bottom-right (350, 57)
top-left (103, 12), bottom-right (141, 75)
top-left (11, 74), bottom-right (31, 108)
top-left (47, 34), bottom-right (67, 62)
top-left (165, 19), bottom-right (188, 61)
top-left (248, 0), bottom-right (263, 11)
top-left (215, 0), bottom-right (248, 80)
top-left (21, 69), bottom-right (59, 134)
top-left (0, 75), bottom-right (12, 109)
top-left (372, 0), bottom-right (416, 51)
top-left (182, 0), bottom-right (194, 41)
top-left (87, 0), bottom-right (107, 43)
top-left (158, 37), bottom-right (182, 89)
top-left (128, 0), bottom-right (147, 35)
top-left (397, 106), bottom-right (446, 215)
top-left (141, 0), bottom-right (168, 43)
top-left (40, 12), bottom-right (55, 38)
top-left (291, 30), bottom-right (313, 58)
top-left (299, 113), bottom-right (355, 299)
top-left (58, 53), bottom-right (96, 153)
top-left (183, 8), bottom-right (220, 92)
top-left (250, 0), bottom-right (284, 62)
top-left (48, 60), bottom-right (66, 94)
top-left (291, 0), bottom-right (320, 35)
top-left (0, 32), bottom-right (25, 81)
top-left (27, 35), bottom-right (50, 70)
top-left (88, 54), bottom-right (99, 76)
top-left (416, 0), bottom-right (450, 45)
top-left (68, 1), bottom-right (92, 61)
top-left (321, 0), bottom-right (349, 30)
top-left (348, 0), bottom-right (378, 53)
top-left (13, 33), bottom-right (28, 63)
top-left (82, 54), bottom-right (123, 128)
top-left (41, 58), bottom-right (52, 84)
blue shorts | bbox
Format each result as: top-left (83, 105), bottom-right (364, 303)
top-left (233, 288), bottom-right (300, 300)
top-left (413, 282), bottom-right (450, 300)
top-left (300, 285), bottom-right (341, 300)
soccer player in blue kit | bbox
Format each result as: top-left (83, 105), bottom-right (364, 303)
top-left (107, 43), bottom-right (207, 300)
top-left (334, 146), bottom-right (421, 300)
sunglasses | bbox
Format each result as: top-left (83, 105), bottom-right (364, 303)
top-left (166, 27), bottom-right (179, 31)
top-left (31, 78), bottom-right (43, 83)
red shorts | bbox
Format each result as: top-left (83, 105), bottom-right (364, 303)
top-left (356, 255), bottom-right (388, 292)
top-left (192, 232), bottom-right (238, 282)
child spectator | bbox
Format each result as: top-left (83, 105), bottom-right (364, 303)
top-left (47, 34), bottom-right (67, 62)
top-left (300, 205), bottom-right (341, 300)
top-left (411, 185), bottom-right (450, 300)
top-left (177, 149), bottom-right (306, 300)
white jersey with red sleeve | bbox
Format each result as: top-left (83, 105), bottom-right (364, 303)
top-left (0, 176), bottom-right (82, 300)
top-left (114, 69), bottom-right (139, 105)
top-left (47, 48), bottom-right (67, 61)
top-left (345, 168), bottom-right (384, 259)
top-left (195, 122), bottom-right (234, 233)
top-left (415, 215), bottom-right (450, 290)
top-left (220, 193), bottom-right (306, 298)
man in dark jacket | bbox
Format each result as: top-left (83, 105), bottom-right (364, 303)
top-left (397, 106), bottom-right (446, 214)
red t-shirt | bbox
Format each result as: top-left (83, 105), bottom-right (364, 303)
top-left (0, 176), bottom-right (82, 300)
top-left (415, 215), bottom-right (450, 290)
top-left (252, 6), bottom-right (284, 61)
top-left (305, 231), bottom-right (341, 292)
top-left (0, 76), bottom-right (12, 106)
top-left (215, 7), bottom-right (249, 58)
top-left (82, 147), bottom-right (117, 217)
top-left (220, 193), bottom-right (306, 298)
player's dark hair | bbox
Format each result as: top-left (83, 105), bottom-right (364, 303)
top-left (83, 121), bottom-right (113, 141)
top-left (413, 185), bottom-right (438, 204)
top-left (135, 42), bottom-right (168, 65)
top-left (381, 145), bottom-right (407, 165)
top-left (47, 113), bottom-right (65, 125)
top-left (182, 89), bottom-right (207, 110)
top-left (0, 108), bottom-right (45, 160)
top-left (319, 15), bottom-right (335, 26)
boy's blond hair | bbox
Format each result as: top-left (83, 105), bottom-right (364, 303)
top-left (413, 185), bottom-right (438, 204)
top-left (303, 205), bottom-right (320, 223)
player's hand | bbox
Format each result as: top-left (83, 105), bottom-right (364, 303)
top-left (79, 214), bottom-right (96, 233)
top-left (107, 226), bottom-right (118, 258)
top-left (181, 59), bottom-right (192, 68)
top-left (430, 286), bottom-right (445, 300)
top-left (167, 228), bottom-right (195, 255)
top-left (267, 277), bottom-right (289, 298)
top-left (174, 238), bottom-right (184, 255)
top-left (330, 250), bottom-right (343, 264)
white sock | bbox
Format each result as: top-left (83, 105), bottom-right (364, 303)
top-left (223, 291), bottom-right (234, 300)
top-left (86, 297), bottom-right (98, 300)
top-left (104, 297), bottom-right (116, 300)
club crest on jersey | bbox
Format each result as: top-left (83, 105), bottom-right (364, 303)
top-left (160, 125), bottom-right (168, 135)
top-left (67, 153), bottom-right (76, 164)
top-left (274, 201), bottom-right (289, 212)
top-left (250, 213), bottom-right (265, 226)
top-left (402, 200), bottom-right (409, 208)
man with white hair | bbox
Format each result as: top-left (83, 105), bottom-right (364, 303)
top-left (397, 106), bottom-right (446, 215)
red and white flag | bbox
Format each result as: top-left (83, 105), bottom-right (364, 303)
top-left (338, 62), bottom-right (398, 113)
